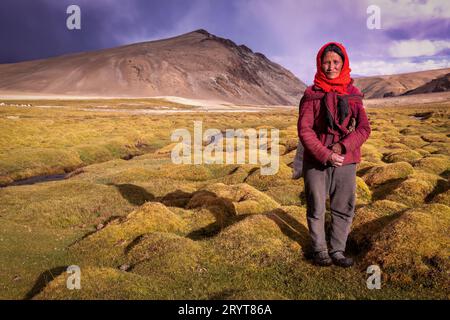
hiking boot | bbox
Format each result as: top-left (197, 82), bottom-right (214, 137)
top-left (330, 251), bottom-right (354, 268)
top-left (313, 251), bottom-right (333, 267)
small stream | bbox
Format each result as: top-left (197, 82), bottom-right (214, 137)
top-left (0, 150), bottom-right (149, 188)
top-left (1, 173), bottom-right (68, 188)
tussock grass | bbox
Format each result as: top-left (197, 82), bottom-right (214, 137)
top-left (1, 101), bottom-right (449, 299)
top-left (363, 204), bottom-right (450, 290)
top-left (413, 156), bottom-right (450, 175)
top-left (356, 177), bottom-right (372, 204)
top-left (71, 202), bottom-right (187, 267)
top-left (362, 162), bottom-right (414, 186)
top-left (383, 149), bottom-right (422, 164)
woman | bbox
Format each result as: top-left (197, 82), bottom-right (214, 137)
top-left (297, 42), bottom-right (371, 267)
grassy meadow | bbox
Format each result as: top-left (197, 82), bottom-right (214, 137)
top-left (0, 98), bottom-right (449, 299)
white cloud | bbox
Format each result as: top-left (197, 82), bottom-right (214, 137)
top-left (371, 0), bottom-right (450, 28)
top-left (97, 0), bottom-right (449, 82)
top-left (270, 54), bottom-right (311, 82)
top-left (389, 40), bottom-right (450, 57)
top-left (232, 0), bottom-right (375, 82)
top-left (352, 58), bottom-right (450, 76)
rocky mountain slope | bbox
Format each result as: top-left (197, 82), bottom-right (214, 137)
top-left (0, 29), bottom-right (306, 105)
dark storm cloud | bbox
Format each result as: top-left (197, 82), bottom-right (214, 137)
top-left (0, 0), bottom-right (196, 63)
top-left (385, 18), bottom-right (450, 41)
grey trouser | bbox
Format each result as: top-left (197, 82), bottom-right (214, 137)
top-left (303, 160), bottom-right (356, 254)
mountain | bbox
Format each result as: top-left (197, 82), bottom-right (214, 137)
top-left (403, 72), bottom-right (450, 95)
top-left (0, 29), bottom-right (306, 105)
top-left (353, 68), bottom-right (450, 98)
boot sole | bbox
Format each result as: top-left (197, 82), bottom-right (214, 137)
top-left (313, 260), bottom-right (333, 267)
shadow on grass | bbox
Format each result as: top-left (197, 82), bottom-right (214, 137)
top-left (266, 208), bottom-right (312, 258)
top-left (440, 169), bottom-right (450, 180)
top-left (108, 183), bottom-right (155, 205)
top-left (158, 189), bottom-right (194, 208)
top-left (371, 178), bottom-right (408, 201)
top-left (66, 183), bottom-right (156, 247)
top-left (157, 189), bottom-right (313, 258)
top-left (347, 210), bottom-right (407, 261)
top-left (103, 183), bottom-right (410, 266)
top-left (425, 179), bottom-right (449, 203)
top-left (24, 266), bottom-right (67, 300)
top-left (183, 190), bottom-right (250, 240)
top-left (68, 215), bottom-right (124, 249)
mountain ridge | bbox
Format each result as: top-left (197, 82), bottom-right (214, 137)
top-left (0, 29), bottom-right (306, 105)
top-left (353, 67), bottom-right (450, 98)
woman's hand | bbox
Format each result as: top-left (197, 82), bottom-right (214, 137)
top-left (331, 142), bottom-right (344, 155)
top-left (328, 152), bottom-right (344, 167)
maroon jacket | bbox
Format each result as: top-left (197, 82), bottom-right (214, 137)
top-left (297, 83), bottom-right (371, 166)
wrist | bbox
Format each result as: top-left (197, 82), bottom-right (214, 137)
top-left (326, 151), bottom-right (334, 164)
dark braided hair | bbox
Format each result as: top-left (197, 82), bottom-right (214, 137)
top-left (321, 44), bottom-right (345, 64)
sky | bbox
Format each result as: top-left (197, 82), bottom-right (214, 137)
top-left (0, 0), bottom-right (449, 84)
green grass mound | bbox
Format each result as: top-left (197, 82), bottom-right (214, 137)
top-left (416, 149), bottom-right (432, 156)
top-left (363, 204), bottom-right (450, 289)
top-left (73, 144), bottom-right (115, 164)
top-left (385, 172), bottom-right (444, 207)
top-left (361, 144), bottom-right (383, 163)
top-left (264, 183), bottom-right (305, 206)
top-left (154, 142), bottom-right (181, 155)
top-left (430, 189), bottom-right (450, 206)
top-left (421, 133), bottom-right (449, 143)
top-left (276, 205), bottom-right (308, 225)
top-left (162, 164), bottom-right (220, 181)
top-left (34, 266), bottom-right (177, 299)
top-left (422, 142), bottom-right (450, 156)
top-left (413, 156), bottom-right (450, 175)
top-left (384, 143), bottom-right (412, 151)
top-left (126, 232), bottom-right (205, 278)
top-left (398, 136), bottom-right (427, 149)
top-left (186, 190), bottom-right (237, 225)
top-left (244, 162), bottom-right (293, 191)
top-left (2, 104), bottom-right (449, 300)
top-left (383, 150), bottom-right (422, 164)
top-left (362, 162), bottom-right (413, 186)
top-left (168, 207), bottom-right (221, 236)
top-left (67, 157), bottom-right (168, 182)
top-left (356, 161), bottom-right (379, 177)
top-left (280, 138), bottom-right (299, 155)
top-left (71, 202), bottom-right (187, 266)
top-left (209, 214), bottom-right (298, 269)
top-left (0, 148), bottom-right (83, 185)
top-left (281, 149), bottom-right (296, 166)
top-left (350, 200), bottom-right (407, 252)
top-left (0, 181), bottom-right (134, 228)
top-left (399, 127), bottom-right (421, 136)
top-left (189, 183), bottom-right (280, 215)
top-left (157, 164), bottom-right (239, 182)
top-left (138, 181), bottom-right (197, 205)
top-left (265, 206), bottom-right (310, 254)
top-left (213, 166), bottom-right (252, 185)
top-left (98, 167), bottom-right (161, 184)
top-left (356, 177), bottom-right (372, 205)
top-left (370, 131), bottom-right (400, 144)
top-left (365, 138), bottom-right (387, 148)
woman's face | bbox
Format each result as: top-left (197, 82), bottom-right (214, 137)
top-left (321, 51), bottom-right (343, 79)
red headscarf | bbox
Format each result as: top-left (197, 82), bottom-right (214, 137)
top-left (313, 42), bottom-right (352, 94)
